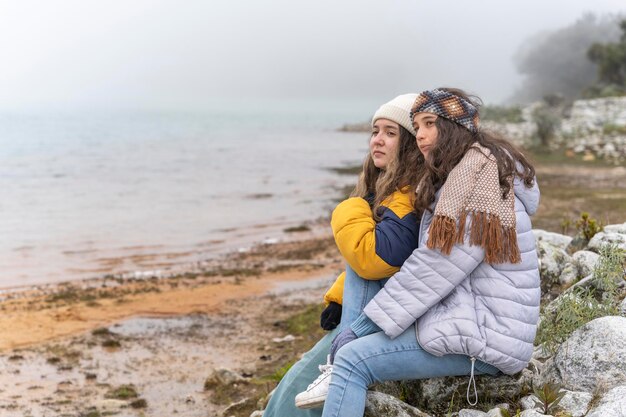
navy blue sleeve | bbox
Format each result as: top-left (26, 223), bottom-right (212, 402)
top-left (374, 207), bottom-right (419, 267)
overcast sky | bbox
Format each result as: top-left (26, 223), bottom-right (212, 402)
top-left (0, 0), bottom-right (625, 111)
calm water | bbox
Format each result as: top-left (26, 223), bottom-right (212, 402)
top-left (0, 105), bottom-right (372, 288)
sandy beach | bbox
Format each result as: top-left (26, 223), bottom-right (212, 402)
top-left (0, 226), bottom-right (340, 417)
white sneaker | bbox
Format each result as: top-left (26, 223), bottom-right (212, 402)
top-left (295, 357), bottom-right (333, 409)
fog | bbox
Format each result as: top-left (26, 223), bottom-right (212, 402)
top-left (0, 0), bottom-right (625, 110)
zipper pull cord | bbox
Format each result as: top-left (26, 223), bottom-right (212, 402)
top-left (466, 357), bottom-right (478, 406)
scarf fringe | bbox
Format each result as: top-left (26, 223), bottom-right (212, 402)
top-left (427, 211), bottom-right (521, 264)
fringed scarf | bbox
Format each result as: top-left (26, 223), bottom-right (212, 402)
top-left (425, 143), bottom-right (521, 264)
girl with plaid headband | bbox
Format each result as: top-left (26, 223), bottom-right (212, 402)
top-left (299, 88), bottom-right (541, 417)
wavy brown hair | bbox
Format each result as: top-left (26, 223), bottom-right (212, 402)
top-left (352, 123), bottom-right (422, 221)
top-left (413, 88), bottom-right (536, 216)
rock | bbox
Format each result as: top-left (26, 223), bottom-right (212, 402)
top-left (485, 408), bottom-right (506, 417)
top-left (604, 222), bottom-right (626, 235)
top-left (533, 230), bottom-right (572, 250)
top-left (249, 411), bottom-right (264, 417)
top-left (458, 410), bottom-right (487, 417)
top-left (522, 390), bottom-right (592, 417)
top-left (272, 335), bottom-right (296, 343)
top-left (587, 231), bottom-right (626, 252)
top-left (519, 411), bottom-right (550, 417)
top-left (563, 274), bottom-right (594, 293)
top-left (373, 374), bottom-right (527, 413)
top-left (558, 262), bottom-right (579, 285)
top-left (559, 250), bottom-right (601, 285)
top-left (532, 345), bottom-right (552, 361)
top-left (565, 234), bottom-right (588, 255)
top-left (221, 397), bottom-right (257, 417)
top-left (205, 368), bottom-right (247, 389)
top-left (364, 391), bottom-right (432, 417)
top-left (536, 240), bottom-right (572, 289)
top-left (585, 385), bottom-right (626, 417)
top-left (542, 316), bottom-right (626, 391)
top-left (558, 390), bottom-right (593, 417)
top-left (571, 250), bottom-right (600, 278)
top-left (621, 297), bottom-right (626, 316)
top-left (519, 394), bottom-right (538, 410)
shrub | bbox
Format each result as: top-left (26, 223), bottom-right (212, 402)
top-left (575, 212), bottom-right (603, 241)
top-left (533, 382), bottom-right (567, 415)
top-left (535, 243), bottom-right (623, 353)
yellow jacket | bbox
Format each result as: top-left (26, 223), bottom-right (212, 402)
top-left (323, 188), bottom-right (419, 305)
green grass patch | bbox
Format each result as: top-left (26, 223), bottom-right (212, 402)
top-left (603, 123), bottom-right (626, 135)
top-left (482, 105), bottom-right (524, 123)
top-left (130, 398), bottom-right (148, 409)
top-left (102, 339), bottom-right (122, 348)
top-left (91, 327), bottom-right (112, 336)
top-left (105, 384), bottom-right (138, 400)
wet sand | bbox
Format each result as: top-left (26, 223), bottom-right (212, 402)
top-left (0, 230), bottom-right (341, 417)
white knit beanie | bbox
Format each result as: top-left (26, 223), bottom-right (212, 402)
top-left (371, 93), bottom-right (418, 136)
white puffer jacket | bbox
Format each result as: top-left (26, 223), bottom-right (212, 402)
top-left (363, 177), bottom-right (541, 375)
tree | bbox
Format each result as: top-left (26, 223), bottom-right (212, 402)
top-left (587, 19), bottom-right (626, 96)
top-left (511, 14), bottom-right (622, 103)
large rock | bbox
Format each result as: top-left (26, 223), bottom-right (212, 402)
top-left (374, 374), bottom-right (528, 413)
top-left (585, 385), bottom-right (626, 417)
top-left (541, 316), bottom-right (626, 392)
top-left (603, 222), bottom-right (626, 235)
top-left (558, 390), bottom-right (593, 417)
top-left (364, 391), bottom-right (432, 417)
top-left (533, 230), bottom-right (572, 250)
top-left (536, 240), bottom-right (573, 290)
top-left (587, 231), bottom-right (626, 252)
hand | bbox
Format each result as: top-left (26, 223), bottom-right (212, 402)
top-left (330, 328), bottom-right (357, 363)
top-left (320, 302), bottom-right (342, 330)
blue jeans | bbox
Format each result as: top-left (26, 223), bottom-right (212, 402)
top-left (263, 328), bottom-right (338, 417)
top-left (321, 266), bottom-right (500, 417)
top-left (263, 266), bottom-right (387, 417)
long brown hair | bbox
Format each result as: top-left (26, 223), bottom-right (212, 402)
top-left (413, 88), bottom-right (535, 216)
top-left (352, 123), bottom-right (422, 220)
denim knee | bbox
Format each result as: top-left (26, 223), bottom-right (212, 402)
top-left (332, 344), bottom-right (375, 387)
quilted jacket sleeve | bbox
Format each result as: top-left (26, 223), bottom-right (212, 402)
top-left (323, 271), bottom-right (345, 305)
top-left (331, 193), bottom-right (419, 280)
top-left (363, 230), bottom-right (485, 339)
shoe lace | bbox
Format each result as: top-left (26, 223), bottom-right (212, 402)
top-left (306, 364), bottom-right (333, 390)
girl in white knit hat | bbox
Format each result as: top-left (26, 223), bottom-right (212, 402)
top-left (264, 94), bottom-right (425, 417)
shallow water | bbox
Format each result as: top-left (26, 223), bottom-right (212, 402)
top-left (1, 108), bottom-right (369, 288)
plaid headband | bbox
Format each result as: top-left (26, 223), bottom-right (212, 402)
top-left (410, 89), bottom-right (480, 133)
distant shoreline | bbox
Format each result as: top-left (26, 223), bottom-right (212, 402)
top-left (337, 121), bottom-right (369, 132)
